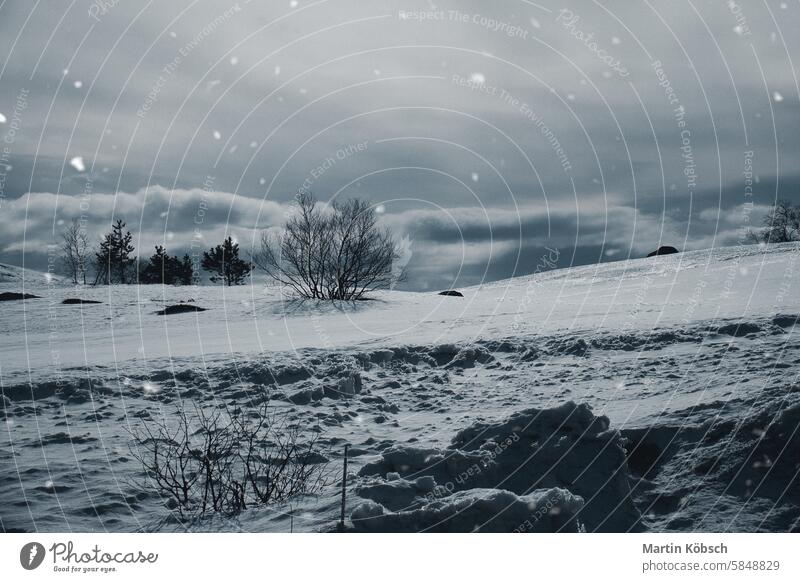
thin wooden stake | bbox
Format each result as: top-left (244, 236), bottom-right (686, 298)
top-left (339, 444), bottom-right (349, 531)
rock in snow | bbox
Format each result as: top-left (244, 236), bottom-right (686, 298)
top-left (647, 245), bottom-right (679, 257)
top-left (0, 292), bottom-right (40, 301)
top-left (155, 304), bottom-right (208, 315)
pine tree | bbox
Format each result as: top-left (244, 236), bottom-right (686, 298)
top-left (139, 245), bottom-right (169, 284)
top-left (139, 247), bottom-right (194, 285)
top-left (177, 254), bottom-right (194, 285)
top-left (94, 219), bottom-right (135, 284)
top-left (201, 236), bottom-right (253, 286)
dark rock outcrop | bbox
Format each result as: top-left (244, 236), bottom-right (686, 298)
top-left (155, 304), bottom-right (207, 315)
top-left (438, 290), bottom-right (463, 297)
top-left (647, 246), bottom-right (679, 257)
top-left (61, 298), bottom-right (102, 305)
top-left (0, 292), bottom-right (40, 301)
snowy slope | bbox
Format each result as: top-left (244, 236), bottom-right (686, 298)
top-left (0, 262), bottom-right (62, 285)
top-left (1, 243), bottom-right (800, 533)
top-left (0, 243), bottom-right (797, 377)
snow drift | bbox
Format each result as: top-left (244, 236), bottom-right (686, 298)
top-left (354, 402), bottom-right (641, 532)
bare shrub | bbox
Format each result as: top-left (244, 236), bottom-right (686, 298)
top-left (749, 200), bottom-right (800, 244)
top-left (129, 402), bottom-right (329, 519)
top-left (253, 193), bottom-right (401, 300)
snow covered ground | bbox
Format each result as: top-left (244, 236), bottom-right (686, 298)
top-left (1, 243), bottom-right (799, 532)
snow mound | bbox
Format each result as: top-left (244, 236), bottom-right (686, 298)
top-left (351, 487), bottom-right (583, 533)
top-left (357, 401), bottom-right (641, 531)
top-left (451, 401), bottom-right (641, 532)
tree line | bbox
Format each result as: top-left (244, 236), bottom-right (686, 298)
top-left (60, 219), bottom-right (253, 286)
top-left (60, 194), bottom-right (403, 299)
top-left (60, 198), bottom-right (799, 296)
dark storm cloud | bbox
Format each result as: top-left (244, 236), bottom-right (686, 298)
top-left (1, 0), bottom-right (798, 288)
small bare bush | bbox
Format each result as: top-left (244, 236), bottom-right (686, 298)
top-left (253, 193), bottom-right (401, 300)
top-left (129, 403), bottom-right (329, 519)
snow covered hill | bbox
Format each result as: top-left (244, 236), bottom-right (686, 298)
top-left (0, 262), bottom-right (61, 285)
top-left (1, 243), bottom-right (799, 533)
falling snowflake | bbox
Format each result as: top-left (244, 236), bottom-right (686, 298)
top-left (44, 480), bottom-right (55, 490)
top-left (274, 65), bottom-right (281, 75)
top-left (230, 56), bottom-right (239, 66)
top-left (73, 80), bottom-right (83, 89)
top-left (374, 204), bottom-right (386, 214)
top-left (0, 113), bottom-right (6, 123)
top-left (733, 25), bottom-right (745, 35)
top-left (773, 91), bottom-right (784, 103)
top-left (259, 177), bottom-right (266, 185)
top-left (470, 172), bottom-right (479, 182)
top-left (249, 140), bottom-right (258, 148)
top-left (142, 381), bottom-right (159, 394)
top-left (611, 36), bottom-right (621, 45)
top-left (530, 17), bottom-right (541, 29)
top-left (469, 72), bottom-right (485, 85)
top-left (169, 31), bottom-right (177, 38)
top-left (213, 130), bottom-right (222, 140)
top-left (69, 156), bottom-right (85, 172)
top-left (290, 0), bottom-right (299, 7)
top-left (567, 93), bottom-right (576, 101)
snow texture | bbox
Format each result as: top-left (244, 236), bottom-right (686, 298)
top-left (2, 243), bottom-right (800, 532)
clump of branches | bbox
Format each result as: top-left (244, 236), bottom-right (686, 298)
top-left (129, 402), bottom-right (329, 519)
top-left (253, 193), bottom-right (401, 300)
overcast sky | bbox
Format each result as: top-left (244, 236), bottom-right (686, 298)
top-left (1, 0), bottom-right (798, 290)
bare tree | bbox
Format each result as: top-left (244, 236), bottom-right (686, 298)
top-left (750, 200), bottom-right (800, 244)
top-left (61, 218), bottom-right (90, 284)
top-left (253, 193), bottom-right (401, 300)
top-left (129, 402), bottom-right (329, 519)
